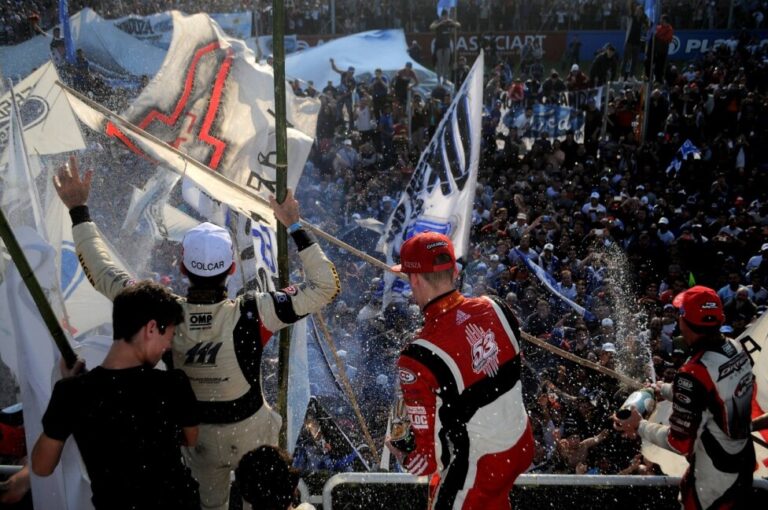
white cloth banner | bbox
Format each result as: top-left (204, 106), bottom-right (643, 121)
top-left (122, 11), bottom-right (318, 188)
top-left (287, 318), bottom-right (311, 454)
top-left (62, 86), bottom-right (278, 229)
top-left (113, 11), bottom-right (253, 49)
top-left (736, 313), bottom-right (768, 476)
top-left (0, 102), bottom-right (93, 509)
top-left (0, 62), bottom-right (85, 157)
top-left (377, 52), bottom-right (483, 304)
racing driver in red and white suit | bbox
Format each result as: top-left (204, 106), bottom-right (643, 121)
top-left (386, 232), bottom-right (534, 510)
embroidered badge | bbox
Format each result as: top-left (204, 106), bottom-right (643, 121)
top-left (465, 323), bottom-right (500, 376)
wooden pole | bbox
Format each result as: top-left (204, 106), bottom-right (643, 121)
top-left (520, 331), bottom-right (643, 389)
top-left (273, 0), bottom-right (292, 451)
top-left (314, 313), bottom-right (381, 465)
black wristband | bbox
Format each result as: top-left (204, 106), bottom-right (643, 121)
top-left (69, 205), bottom-right (91, 226)
top-left (290, 228), bottom-right (315, 251)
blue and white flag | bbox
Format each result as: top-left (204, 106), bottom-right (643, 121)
top-left (665, 139), bottom-right (701, 176)
top-left (59, 0), bottom-right (76, 63)
top-left (437, 0), bottom-right (458, 16)
top-left (644, 0), bottom-right (660, 25)
top-left (515, 249), bottom-right (597, 322)
top-left (377, 52), bottom-right (483, 305)
top-left (504, 103), bottom-right (585, 151)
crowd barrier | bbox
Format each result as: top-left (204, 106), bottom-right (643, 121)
top-left (319, 473), bottom-right (768, 510)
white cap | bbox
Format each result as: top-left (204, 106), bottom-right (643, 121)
top-left (601, 342), bottom-right (617, 353)
top-left (571, 64), bottom-right (579, 72)
top-left (543, 243), bottom-right (554, 251)
top-left (590, 191), bottom-right (600, 199)
top-left (601, 318), bottom-right (614, 327)
top-left (658, 217), bottom-right (669, 225)
top-left (517, 212), bottom-right (527, 220)
top-left (490, 254), bottom-right (500, 262)
top-left (761, 243), bottom-right (768, 251)
top-left (182, 223), bottom-right (234, 277)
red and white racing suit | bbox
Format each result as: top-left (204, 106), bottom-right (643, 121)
top-left (397, 291), bottom-right (534, 510)
top-left (639, 335), bottom-right (755, 509)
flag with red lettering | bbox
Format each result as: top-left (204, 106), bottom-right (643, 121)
top-left (119, 11), bottom-right (318, 201)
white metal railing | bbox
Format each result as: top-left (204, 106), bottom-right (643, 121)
top-left (321, 473), bottom-right (768, 509)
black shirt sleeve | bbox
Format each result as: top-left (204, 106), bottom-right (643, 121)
top-left (41, 379), bottom-right (75, 441)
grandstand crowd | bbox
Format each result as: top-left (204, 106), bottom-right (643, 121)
top-left (2, 1), bottom-right (768, 503)
top-left (2, 0), bottom-right (767, 45)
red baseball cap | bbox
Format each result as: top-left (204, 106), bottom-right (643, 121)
top-left (673, 285), bottom-right (725, 326)
top-left (391, 232), bottom-right (457, 273)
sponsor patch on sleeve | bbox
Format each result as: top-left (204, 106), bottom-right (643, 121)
top-left (399, 368), bottom-right (417, 384)
top-left (406, 405), bottom-right (429, 429)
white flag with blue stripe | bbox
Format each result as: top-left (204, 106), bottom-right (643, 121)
top-left (377, 52), bottom-right (483, 305)
top-left (515, 248), bottom-right (597, 322)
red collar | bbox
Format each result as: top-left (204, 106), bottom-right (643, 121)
top-left (423, 290), bottom-right (464, 321)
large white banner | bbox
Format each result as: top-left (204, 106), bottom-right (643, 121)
top-left (113, 11), bottom-right (253, 49)
top-left (0, 63), bottom-right (85, 158)
top-left (121, 11), bottom-right (318, 187)
top-left (377, 52), bottom-right (483, 303)
top-left (0, 100), bottom-right (93, 510)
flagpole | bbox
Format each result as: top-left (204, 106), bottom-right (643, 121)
top-left (272, 0), bottom-right (292, 451)
top-left (640, 0), bottom-right (660, 144)
top-left (0, 207), bottom-right (78, 368)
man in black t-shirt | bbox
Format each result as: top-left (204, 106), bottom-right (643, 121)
top-left (31, 281), bottom-right (200, 510)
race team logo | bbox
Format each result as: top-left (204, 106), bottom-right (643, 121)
top-left (399, 368), bottom-right (417, 384)
top-left (465, 323), bottom-right (500, 377)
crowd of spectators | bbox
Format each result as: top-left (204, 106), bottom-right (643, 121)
top-left (284, 21), bottom-right (768, 476)
top-left (4, 0), bottom-right (767, 47)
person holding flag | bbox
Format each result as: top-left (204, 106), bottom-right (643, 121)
top-left (52, 157), bottom-right (340, 510)
top-left (386, 232), bottom-right (533, 509)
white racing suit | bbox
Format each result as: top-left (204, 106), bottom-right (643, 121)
top-left (70, 207), bottom-right (340, 510)
top-left (639, 335), bottom-right (755, 509)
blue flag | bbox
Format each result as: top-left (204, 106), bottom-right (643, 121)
top-left (59, 0), bottom-right (75, 63)
top-left (515, 249), bottom-right (597, 322)
top-left (666, 139), bottom-right (701, 175)
top-left (644, 0), bottom-right (659, 24)
top-left (437, 0), bottom-right (457, 16)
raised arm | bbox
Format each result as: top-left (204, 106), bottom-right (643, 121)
top-left (53, 156), bottom-right (134, 301)
top-left (255, 189), bottom-right (340, 333)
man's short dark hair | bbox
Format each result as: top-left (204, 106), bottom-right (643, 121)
top-left (112, 280), bottom-right (183, 341)
top-left (235, 445), bottom-right (299, 509)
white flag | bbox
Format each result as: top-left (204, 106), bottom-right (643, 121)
top-left (735, 313), bottom-right (768, 476)
top-left (0, 101), bottom-right (93, 509)
top-left (62, 86), bottom-right (279, 229)
top-left (120, 11), bottom-right (318, 198)
top-left (0, 62), bottom-right (85, 158)
top-left (287, 318), bottom-right (311, 454)
top-left (377, 52), bottom-right (483, 304)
